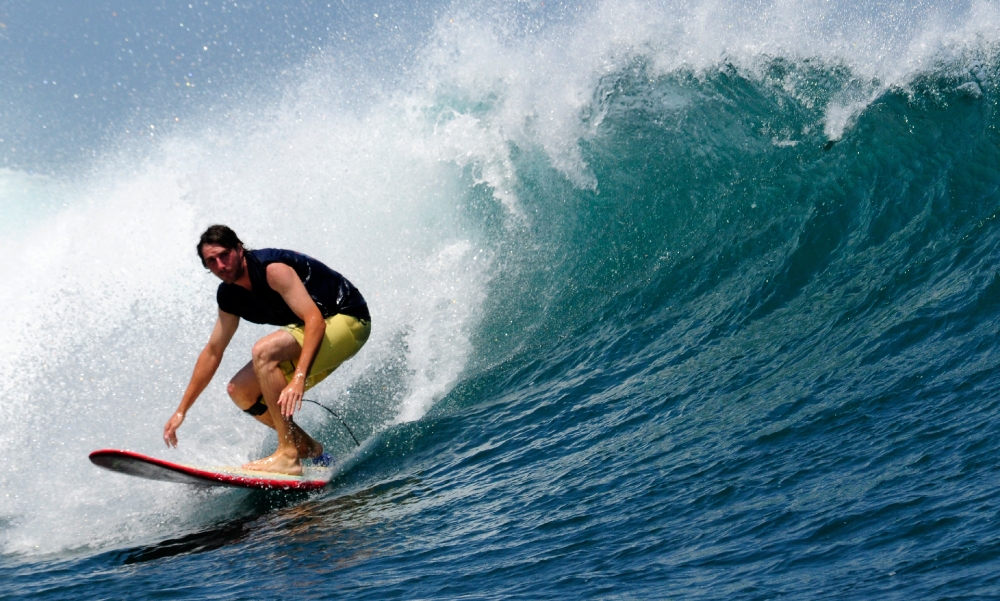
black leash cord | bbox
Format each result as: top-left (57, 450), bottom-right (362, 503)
top-left (303, 399), bottom-right (361, 447)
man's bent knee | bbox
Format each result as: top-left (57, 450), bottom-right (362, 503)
top-left (251, 340), bottom-right (274, 366)
top-left (251, 333), bottom-right (298, 367)
top-left (227, 377), bottom-right (260, 410)
top-left (228, 376), bottom-right (269, 418)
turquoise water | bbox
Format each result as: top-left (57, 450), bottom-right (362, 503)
top-left (2, 1), bottom-right (1000, 598)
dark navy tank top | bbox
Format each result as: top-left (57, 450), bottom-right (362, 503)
top-left (216, 248), bottom-right (370, 325)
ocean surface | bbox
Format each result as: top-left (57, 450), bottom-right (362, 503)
top-left (2, 0), bottom-right (1000, 598)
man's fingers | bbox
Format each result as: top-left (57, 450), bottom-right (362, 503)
top-left (277, 389), bottom-right (302, 417)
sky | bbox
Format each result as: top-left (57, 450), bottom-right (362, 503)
top-left (0, 1), bottom-right (445, 171)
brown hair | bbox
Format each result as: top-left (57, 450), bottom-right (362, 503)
top-left (197, 225), bottom-right (245, 267)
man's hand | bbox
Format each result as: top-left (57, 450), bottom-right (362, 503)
top-left (163, 411), bottom-right (185, 447)
top-left (277, 375), bottom-right (306, 417)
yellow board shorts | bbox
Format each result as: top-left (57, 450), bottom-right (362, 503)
top-left (278, 313), bottom-right (371, 390)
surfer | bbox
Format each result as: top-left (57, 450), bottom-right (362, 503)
top-left (162, 225), bottom-right (371, 475)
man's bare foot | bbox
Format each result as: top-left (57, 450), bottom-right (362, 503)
top-left (288, 423), bottom-right (324, 459)
top-left (242, 450), bottom-right (302, 476)
top-left (296, 439), bottom-right (324, 460)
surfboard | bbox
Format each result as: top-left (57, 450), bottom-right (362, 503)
top-left (89, 449), bottom-right (334, 491)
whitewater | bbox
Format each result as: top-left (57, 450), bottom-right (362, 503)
top-left (2, 0), bottom-right (999, 597)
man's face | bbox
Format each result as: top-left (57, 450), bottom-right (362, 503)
top-left (201, 244), bottom-right (244, 284)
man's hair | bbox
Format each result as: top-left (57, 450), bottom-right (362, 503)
top-left (197, 224), bottom-right (245, 267)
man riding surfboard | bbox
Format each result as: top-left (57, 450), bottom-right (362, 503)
top-left (163, 225), bottom-right (370, 475)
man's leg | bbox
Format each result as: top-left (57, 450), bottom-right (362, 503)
top-left (227, 361), bottom-right (323, 458)
top-left (228, 362), bottom-right (269, 425)
top-left (228, 331), bottom-right (323, 474)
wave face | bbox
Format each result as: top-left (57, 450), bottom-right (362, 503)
top-left (2, 0), bottom-right (1000, 598)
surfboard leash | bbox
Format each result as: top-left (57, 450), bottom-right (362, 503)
top-left (302, 399), bottom-right (362, 447)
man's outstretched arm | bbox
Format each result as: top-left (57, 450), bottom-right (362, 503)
top-left (163, 309), bottom-right (240, 447)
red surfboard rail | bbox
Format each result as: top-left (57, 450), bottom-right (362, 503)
top-left (89, 449), bottom-right (331, 491)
